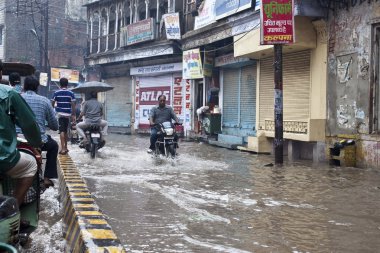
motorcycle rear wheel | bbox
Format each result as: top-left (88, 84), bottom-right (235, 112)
top-left (90, 143), bottom-right (97, 159)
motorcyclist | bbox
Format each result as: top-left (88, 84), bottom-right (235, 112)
top-left (0, 61), bottom-right (42, 206)
top-left (147, 94), bottom-right (179, 153)
top-left (76, 91), bottom-right (108, 146)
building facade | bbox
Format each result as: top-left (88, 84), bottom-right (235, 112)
top-left (84, 0), bottom-right (183, 134)
top-left (326, 0), bottom-right (380, 168)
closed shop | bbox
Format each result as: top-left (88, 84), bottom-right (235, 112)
top-left (222, 63), bottom-right (257, 136)
top-left (103, 76), bottom-right (133, 131)
top-left (131, 62), bottom-right (191, 133)
top-left (259, 50), bottom-right (311, 130)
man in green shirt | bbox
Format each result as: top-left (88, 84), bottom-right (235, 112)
top-left (0, 60), bottom-right (42, 206)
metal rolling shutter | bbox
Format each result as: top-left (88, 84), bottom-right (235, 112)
top-left (223, 68), bottom-right (240, 127)
top-left (105, 77), bottom-right (132, 127)
top-left (259, 50), bottom-right (311, 129)
top-left (240, 64), bottom-right (257, 130)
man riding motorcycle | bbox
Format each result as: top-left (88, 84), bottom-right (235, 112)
top-left (147, 94), bottom-right (179, 154)
top-left (0, 61), bottom-right (42, 206)
top-left (76, 91), bottom-right (108, 147)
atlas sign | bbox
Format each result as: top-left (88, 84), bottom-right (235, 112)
top-left (139, 86), bottom-right (171, 105)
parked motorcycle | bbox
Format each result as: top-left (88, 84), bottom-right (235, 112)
top-left (153, 122), bottom-right (181, 159)
top-left (79, 124), bottom-right (105, 159)
top-left (0, 137), bottom-right (42, 247)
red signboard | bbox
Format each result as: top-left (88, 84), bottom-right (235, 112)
top-left (260, 0), bottom-right (295, 45)
top-left (139, 86), bottom-right (171, 105)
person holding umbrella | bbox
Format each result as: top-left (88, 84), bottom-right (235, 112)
top-left (76, 91), bottom-right (108, 146)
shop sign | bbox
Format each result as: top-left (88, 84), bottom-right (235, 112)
top-left (130, 63), bottom-right (182, 76)
top-left (260, 0), bottom-right (295, 45)
top-left (163, 13), bottom-right (181, 39)
top-left (203, 51), bottom-right (214, 77)
top-left (255, 0), bottom-right (261, 10)
top-left (127, 18), bottom-right (154, 45)
top-left (215, 0), bottom-right (252, 20)
top-left (39, 72), bottom-right (48, 86)
top-left (215, 54), bottom-right (251, 67)
top-left (51, 67), bottom-right (80, 83)
top-left (194, 0), bottom-right (216, 30)
top-left (183, 48), bottom-right (203, 79)
top-left (139, 86), bottom-right (171, 106)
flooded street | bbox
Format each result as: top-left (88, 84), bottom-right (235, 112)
top-left (65, 134), bottom-right (380, 253)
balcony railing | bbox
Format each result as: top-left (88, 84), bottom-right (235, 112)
top-left (88, 17), bottom-right (169, 56)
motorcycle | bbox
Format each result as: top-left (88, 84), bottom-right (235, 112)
top-left (79, 124), bottom-right (105, 159)
top-left (0, 137), bottom-right (42, 247)
top-left (153, 122), bottom-right (181, 159)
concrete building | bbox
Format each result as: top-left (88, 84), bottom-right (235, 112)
top-left (326, 1), bottom-right (380, 168)
top-left (0, 0), bottom-right (87, 95)
top-left (84, 0), bottom-right (183, 134)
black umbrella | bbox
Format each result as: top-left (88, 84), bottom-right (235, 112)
top-left (71, 81), bottom-right (114, 93)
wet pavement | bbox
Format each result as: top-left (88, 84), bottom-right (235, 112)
top-left (25, 133), bottom-right (380, 252)
top-left (66, 134), bottom-right (380, 253)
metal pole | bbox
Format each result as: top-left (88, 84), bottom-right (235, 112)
top-left (274, 44), bottom-right (283, 164)
top-left (44, 0), bottom-right (49, 73)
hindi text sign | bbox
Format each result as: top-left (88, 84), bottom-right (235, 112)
top-left (260, 0), bottom-right (294, 45)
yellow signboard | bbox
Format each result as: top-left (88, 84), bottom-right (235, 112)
top-left (183, 48), bottom-right (203, 79)
top-left (51, 68), bottom-right (80, 83)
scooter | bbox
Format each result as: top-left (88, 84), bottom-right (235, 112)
top-left (79, 124), bottom-right (105, 159)
top-left (154, 122), bottom-right (181, 159)
top-left (0, 137), bottom-right (42, 247)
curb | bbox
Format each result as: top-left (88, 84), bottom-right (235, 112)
top-left (58, 154), bottom-right (126, 253)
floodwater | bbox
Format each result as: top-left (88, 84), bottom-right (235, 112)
top-left (27, 134), bottom-right (380, 252)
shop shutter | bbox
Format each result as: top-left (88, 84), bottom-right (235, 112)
top-left (105, 77), bottom-right (132, 127)
top-left (259, 50), bottom-right (311, 129)
top-left (240, 64), bottom-right (257, 130)
top-left (223, 68), bottom-right (240, 127)
top-left (138, 75), bottom-right (174, 102)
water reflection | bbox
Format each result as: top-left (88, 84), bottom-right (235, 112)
top-left (68, 134), bottom-right (380, 253)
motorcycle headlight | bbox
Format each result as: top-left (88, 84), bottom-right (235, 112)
top-left (165, 128), bottom-right (174, 135)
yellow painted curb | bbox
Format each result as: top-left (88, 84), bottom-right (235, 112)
top-left (58, 154), bottom-right (126, 253)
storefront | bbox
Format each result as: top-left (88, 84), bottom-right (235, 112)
top-left (233, 16), bottom-right (328, 160)
top-left (131, 63), bottom-right (191, 135)
top-left (216, 54), bottom-right (257, 138)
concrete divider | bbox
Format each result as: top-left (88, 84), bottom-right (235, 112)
top-left (58, 154), bottom-right (126, 253)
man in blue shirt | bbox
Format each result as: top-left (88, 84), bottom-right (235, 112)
top-left (51, 77), bottom-right (75, 155)
top-left (22, 76), bottom-right (59, 188)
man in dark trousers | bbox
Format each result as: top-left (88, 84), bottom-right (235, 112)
top-left (148, 94), bottom-right (179, 153)
top-left (22, 76), bottom-right (59, 188)
top-left (51, 77), bottom-right (76, 154)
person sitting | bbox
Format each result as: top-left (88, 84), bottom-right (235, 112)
top-left (148, 94), bottom-right (179, 153)
top-left (0, 60), bottom-right (42, 206)
top-left (76, 91), bottom-right (108, 146)
top-left (21, 76), bottom-right (59, 188)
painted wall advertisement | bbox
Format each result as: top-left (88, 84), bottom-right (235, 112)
top-left (51, 68), bottom-right (80, 83)
top-left (127, 18), bottom-right (154, 45)
top-left (215, 0), bottom-right (252, 20)
top-left (163, 13), bottom-right (181, 40)
top-left (260, 0), bottom-right (295, 45)
top-left (135, 76), bottom-right (192, 133)
top-left (183, 48), bottom-right (203, 79)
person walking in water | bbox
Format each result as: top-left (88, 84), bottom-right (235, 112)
top-left (51, 77), bottom-right (76, 155)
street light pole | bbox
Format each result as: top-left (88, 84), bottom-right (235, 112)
top-left (30, 29), bottom-right (43, 71)
top-left (44, 0), bottom-right (49, 73)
